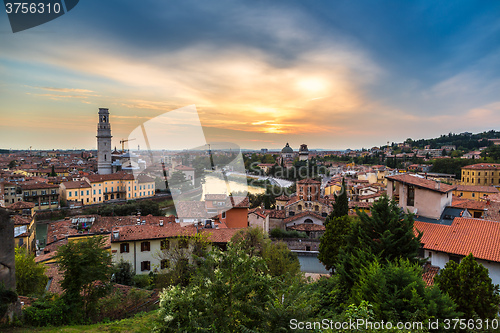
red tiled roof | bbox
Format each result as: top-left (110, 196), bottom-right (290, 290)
top-left (349, 201), bottom-right (373, 209)
top-left (422, 264), bottom-right (440, 287)
top-left (200, 228), bottom-right (242, 243)
top-left (451, 197), bottom-right (487, 211)
top-left (7, 201), bottom-right (34, 210)
top-left (266, 209), bottom-right (286, 219)
top-left (61, 181), bottom-right (91, 189)
top-left (283, 211), bottom-right (326, 224)
top-left (455, 185), bottom-right (499, 193)
top-left (85, 172), bottom-right (135, 183)
top-left (111, 224), bottom-right (196, 242)
top-left (275, 195), bottom-right (290, 201)
top-left (12, 215), bottom-right (31, 225)
top-left (175, 165), bottom-right (195, 171)
top-left (249, 208), bottom-right (268, 219)
top-left (415, 218), bottom-right (500, 262)
top-left (19, 182), bottom-right (59, 190)
top-left (462, 163), bottom-right (500, 170)
top-left (386, 174), bottom-right (456, 193)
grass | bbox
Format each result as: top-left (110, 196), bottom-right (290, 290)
top-left (4, 310), bottom-right (158, 333)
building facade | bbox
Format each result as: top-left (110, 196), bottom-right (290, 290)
top-left (461, 163), bottom-right (500, 186)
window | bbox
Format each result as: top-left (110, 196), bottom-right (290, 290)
top-left (407, 185), bottom-right (415, 206)
top-left (298, 205), bottom-right (302, 211)
top-left (304, 218), bottom-right (313, 224)
top-left (87, 190), bottom-right (89, 195)
top-left (221, 211), bottom-right (226, 219)
top-left (141, 261), bottom-right (151, 271)
top-left (68, 192), bottom-right (71, 197)
top-left (93, 190), bottom-right (96, 195)
top-left (161, 239), bottom-right (170, 250)
top-left (141, 241), bottom-right (150, 252)
top-left (472, 193), bottom-right (475, 198)
top-left (315, 205), bottom-right (319, 211)
top-left (160, 259), bottom-right (169, 269)
top-left (81, 191), bottom-right (84, 196)
top-left (120, 243), bottom-right (130, 253)
top-left (288, 211), bottom-right (295, 216)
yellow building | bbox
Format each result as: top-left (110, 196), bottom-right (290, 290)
top-left (69, 172), bottom-right (155, 204)
top-left (461, 163), bottom-right (500, 186)
top-left (8, 201), bottom-right (36, 254)
top-left (453, 185), bottom-right (499, 201)
top-left (60, 181), bottom-right (92, 205)
top-left (324, 181), bottom-right (342, 196)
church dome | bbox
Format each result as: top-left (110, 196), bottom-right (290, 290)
top-left (281, 143), bottom-right (293, 153)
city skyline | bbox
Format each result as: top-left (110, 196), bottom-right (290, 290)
top-left (1, 1), bottom-right (500, 150)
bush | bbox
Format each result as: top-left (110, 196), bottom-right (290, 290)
top-left (23, 294), bottom-right (72, 326)
top-left (133, 275), bottom-right (154, 289)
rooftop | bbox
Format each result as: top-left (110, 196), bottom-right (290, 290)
top-left (415, 217), bottom-right (500, 263)
top-left (386, 174), bottom-right (456, 193)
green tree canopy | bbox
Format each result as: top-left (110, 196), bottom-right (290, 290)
top-left (350, 259), bottom-right (458, 323)
top-left (434, 253), bottom-right (500, 319)
top-left (331, 178), bottom-right (349, 218)
top-left (355, 195), bottom-right (423, 264)
top-left (15, 246), bottom-right (48, 296)
top-left (55, 236), bottom-right (114, 321)
top-left (318, 215), bottom-right (353, 272)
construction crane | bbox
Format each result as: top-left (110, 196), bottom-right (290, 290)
top-left (119, 138), bottom-right (136, 153)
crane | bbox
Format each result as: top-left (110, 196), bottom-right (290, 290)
top-left (119, 138), bottom-right (136, 152)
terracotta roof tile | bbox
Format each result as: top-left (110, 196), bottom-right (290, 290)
top-left (386, 174), bottom-right (456, 193)
top-left (415, 217), bottom-right (500, 262)
top-left (283, 211), bottom-right (326, 224)
top-left (61, 181), bottom-right (91, 189)
top-left (462, 163), bottom-right (500, 170)
top-left (111, 224), bottom-right (196, 242)
top-left (7, 201), bottom-right (34, 210)
top-left (455, 185), bottom-right (499, 193)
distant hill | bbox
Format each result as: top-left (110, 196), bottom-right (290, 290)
top-left (403, 130), bottom-right (499, 151)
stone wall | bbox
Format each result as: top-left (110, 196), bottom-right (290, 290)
top-left (0, 208), bottom-right (15, 290)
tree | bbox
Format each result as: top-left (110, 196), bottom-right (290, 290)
top-left (112, 259), bottom-right (135, 286)
top-left (434, 253), bottom-right (500, 319)
top-left (7, 160), bottom-right (16, 169)
top-left (318, 215), bottom-right (352, 272)
top-left (331, 178), bottom-right (348, 218)
top-left (55, 236), bottom-right (114, 321)
top-left (350, 259), bottom-right (458, 323)
top-left (15, 246), bottom-right (48, 296)
top-left (355, 195), bottom-right (423, 264)
top-left (49, 165), bottom-right (57, 177)
top-left (168, 171), bottom-right (192, 191)
top-left (262, 241), bottom-right (301, 277)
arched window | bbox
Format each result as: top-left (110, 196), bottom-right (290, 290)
top-left (304, 218), bottom-right (313, 224)
top-left (298, 205), bottom-right (302, 211)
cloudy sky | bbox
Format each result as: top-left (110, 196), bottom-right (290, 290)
top-left (1, 0), bottom-right (500, 150)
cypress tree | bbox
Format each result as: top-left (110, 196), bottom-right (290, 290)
top-left (331, 177), bottom-right (348, 218)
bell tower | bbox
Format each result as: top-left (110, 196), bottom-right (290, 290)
top-left (97, 108), bottom-right (112, 175)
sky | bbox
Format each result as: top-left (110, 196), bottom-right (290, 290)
top-left (1, 0), bottom-right (500, 151)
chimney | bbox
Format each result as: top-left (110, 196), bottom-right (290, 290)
top-left (159, 220), bottom-right (164, 226)
top-left (435, 180), bottom-right (441, 190)
top-left (112, 230), bottom-right (119, 240)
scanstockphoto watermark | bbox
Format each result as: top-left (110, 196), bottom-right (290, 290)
top-left (3, 0), bottom-right (79, 33)
top-left (289, 319), bottom-right (423, 331)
